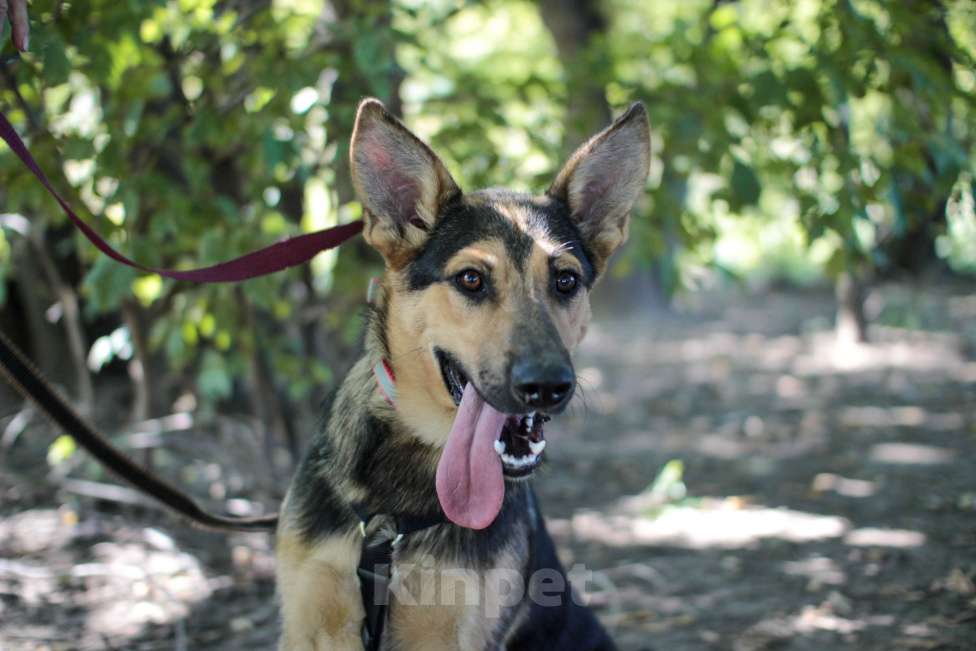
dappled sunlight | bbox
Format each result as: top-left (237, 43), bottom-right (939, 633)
top-left (563, 498), bottom-right (850, 550)
top-left (844, 528), bottom-right (926, 548)
top-left (794, 330), bottom-right (965, 375)
top-left (782, 556), bottom-right (847, 587)
top-left (556, 486), bottom-right (930, 552)
top-left (746, 603), bottom-right (896, 640)
top-left (838, 405), bottom-right (964, 430)
top-left (868, 442), bottom-right (954, 465)
top-left (812, 473), bottom-right (877, 498)
top-left (83, 537), bottom-right (212, 639)
top-left (0, 514), bottom-right (214, 642)
top-left (577, 300), bottom-right (972, 440)
top-left (0, 0), bottom-right (972, 645)
top-left (0, 509), bottom-right (72, 556)
top-left (0, 504), bottom-right (278, 648)
top-left (551, 287), bottom-right (974, 649)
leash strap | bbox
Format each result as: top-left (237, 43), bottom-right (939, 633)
top-left (352, 503), bottom-right (445, 651)
top-left (0, 110), bottom-right (363, 283)
top-left (0, 329), bottom-right (278, 531)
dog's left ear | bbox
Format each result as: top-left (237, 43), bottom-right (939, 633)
top-left (548, 102), bottom-right (651, 275)
top-left (350, 98), bottom-right (461, 268)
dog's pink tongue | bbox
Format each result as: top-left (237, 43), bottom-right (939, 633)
top-left (435, 383), bottom-right (506, 529)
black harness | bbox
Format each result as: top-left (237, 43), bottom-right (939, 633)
top-left (350, 491), bottom-right (539, 651)
top-left (352, 504), bottom-right (446, 651)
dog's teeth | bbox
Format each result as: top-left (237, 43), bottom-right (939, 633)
top-left (500, 452), bottom-right (540, 468)
top-left (494, 440), bottom-right (506, 455)
top-left (529, 440), bottom-right (546, 455)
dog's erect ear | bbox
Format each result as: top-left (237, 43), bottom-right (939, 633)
top-left (350, 98), bottom-right (460, 267)
top-left (548, 103), bottom-right (651, 274)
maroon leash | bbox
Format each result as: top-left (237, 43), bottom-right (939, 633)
top-left (0, 110), bottom-right (363, 282)
top-left (0, 108), bottom-right (364, 531)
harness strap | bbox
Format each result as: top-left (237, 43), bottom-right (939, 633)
top-left (352, 502), bottom-right (445, 651)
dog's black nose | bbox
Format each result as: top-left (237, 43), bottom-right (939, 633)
top-left (511, 361), bottom-right (575, 412)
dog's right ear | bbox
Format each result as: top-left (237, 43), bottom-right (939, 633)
top-left (350, 98), bottom-right (460, 268)
top-left (548, 103), bottom-right (651, 276)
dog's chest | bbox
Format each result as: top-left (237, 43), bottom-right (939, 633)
top-left (383, 523), bottom-right (530, 649)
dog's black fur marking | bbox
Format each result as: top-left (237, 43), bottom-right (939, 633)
top-left (404, 483), bottom-right (531, 565)
top-left (352, 415), bottom-right (447, 518)
top-left (293, 439), bottom-right (352, 540)
top-left (507, 495), bottom-right (616, 651)
top-left (406, 198), bottom-right (528, 293)
top-left (406, 191), bottom-right (595, 294)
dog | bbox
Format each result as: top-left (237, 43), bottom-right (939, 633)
top-left (275, 97), bottom-right (650, 650)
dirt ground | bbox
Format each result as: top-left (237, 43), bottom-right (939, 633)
top-left (1, 282), bottom-right (974, 650)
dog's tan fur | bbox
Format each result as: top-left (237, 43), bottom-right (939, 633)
top-left (277, 526), bottom-right (364, 650)
top-left (276, 98), bottom-right (650, 650)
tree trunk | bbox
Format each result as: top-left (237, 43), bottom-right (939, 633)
top-left (879, 2), bottom-right (955, 277)
top-left (835, 271), bottom-right (869, 344)
top-left (26, 227), bottom-right (95, 415)
top-left (538, 0), bottom-right (611, 153)
top-left (237, 288), bottom-right (298, 478)
top-left (538, 0), bottom-right (671, 314)
top-left (120, 299), bottom-right (156, 423)
top-left (10, 239), bottom-right (77, 394)
top-left (328, 0), bottom-right (404, 207)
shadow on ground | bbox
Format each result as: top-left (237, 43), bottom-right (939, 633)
top-left (1, 282), bottom-right (974, 650)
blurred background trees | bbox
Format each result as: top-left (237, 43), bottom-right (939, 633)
top-left (1, 0), bottom-right (974, 472)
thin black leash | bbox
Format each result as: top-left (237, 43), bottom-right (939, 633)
top-left (0, 329), bottom-right (278, 531)
top-left (0, 326), bottom-right (451, 648)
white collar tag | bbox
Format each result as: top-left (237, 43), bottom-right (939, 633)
top-left (374, 359), bottom-right (397, 407)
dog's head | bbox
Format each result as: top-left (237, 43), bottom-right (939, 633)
top-left (350, 99), bottom-right (649, 527)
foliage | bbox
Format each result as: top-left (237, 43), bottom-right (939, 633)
top-left (601, 0), bottom-right (976, 284)
top-left (1, 0), bottom-right (401, 424)
top-left (1, 0), bottom-right (974, 438)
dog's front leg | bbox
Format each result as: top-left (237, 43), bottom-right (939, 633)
top-left (277, 529), bottom-right (365, 651)
top-left (387, 562), bottom-right (519, 650)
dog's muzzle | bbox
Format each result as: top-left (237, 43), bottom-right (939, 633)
top-left (436, 348), bottom-right (549, 479)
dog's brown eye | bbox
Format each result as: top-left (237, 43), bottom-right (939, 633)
top-left (555, 271), bottom-right (579, 295)
top-left (456, 269), bottom-right (484, 293)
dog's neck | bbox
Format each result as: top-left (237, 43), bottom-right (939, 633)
top-left (314, 281), bottom-right (447, 516)
top-left (363, 274), bottom-right (457, 446)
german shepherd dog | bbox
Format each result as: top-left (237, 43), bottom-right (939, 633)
top-left (275, 98), bottom-right (650, 650)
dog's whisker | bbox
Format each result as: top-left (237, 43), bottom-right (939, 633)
top-left (385, 344), bottom-right (428, 364)
top-left (565, 378), bottom-right (592, 418)
top-left (552, 241), bottom-right (574, 256)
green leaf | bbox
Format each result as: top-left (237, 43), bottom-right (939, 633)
top-left (47, 435), bottom-right (77, 466)
top-left (197, 350), bottom-right (233, 401)
top-left (729, 159), bottom-right (762, 210)
top-left (83, 256), bottom-right (139, 316)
